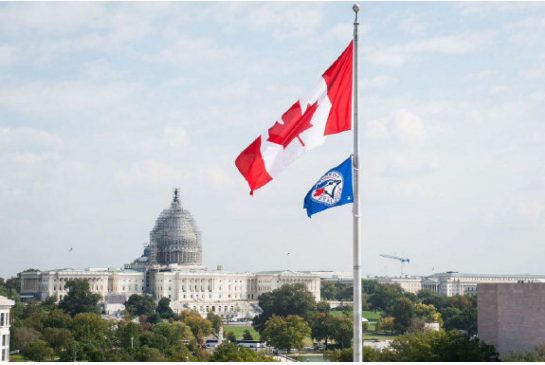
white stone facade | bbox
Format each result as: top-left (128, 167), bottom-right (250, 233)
top-left (0, 296), bottom-right (14, 362)
top-left (20, 268), bottom-right (320, 320)
top-left (423, 272), bottom-right (545, 297)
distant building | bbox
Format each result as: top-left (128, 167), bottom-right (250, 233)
top-left (0, 296), bottom-right (14, 363)
top-left (19, 190), bottom-right (320, 320)
top-left (306, 271), bottom-right (353, 283)
top-left (375, 276), bottom-right (422, 294)
top-left (478, 283), bottom-right (545, 358)
top-left (422, 272), bottom-right (545, 297)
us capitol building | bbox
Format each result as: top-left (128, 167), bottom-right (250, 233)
top-left (19, 189), bottom-right (320, 319)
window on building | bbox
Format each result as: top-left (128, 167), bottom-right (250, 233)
top-left (2, 334), bottom-right (6, 346)
top-left (0, 313), bottom-right (4, 326)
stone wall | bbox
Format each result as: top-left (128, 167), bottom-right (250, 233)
top-left (478, 283), bottom-right (545, 358)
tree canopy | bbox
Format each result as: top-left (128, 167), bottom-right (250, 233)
top-left (58, 279), bottom-right (101, 316)
top-left (261, 315), bottom-right (311, 353)
top-left (124, 294), bottom-right (156, 318)
top-left (252, 283), bottom-right (316, 332)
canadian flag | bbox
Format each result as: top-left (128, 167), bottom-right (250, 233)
top-left (235, 41), bottom-right (353, 194)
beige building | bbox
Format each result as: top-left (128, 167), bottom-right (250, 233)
top-left (0, 296), bottom-right (14, 362)
top-left (375, 276), bottom-right (422, 294)
top-left (478, 283), bottom-right (545, 358)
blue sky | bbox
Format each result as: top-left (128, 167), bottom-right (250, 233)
top-left (1, 2), bottom-right (545, 279)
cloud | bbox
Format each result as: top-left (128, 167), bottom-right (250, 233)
top-left (484, 198), bottom-right (545, 230)
top-left (364, 75), bottom-right (399, 89)
top-left (381, 156), bottom-right (438, 177)
top-left (200, 3), bottom-right (325, 40)
top-left (0, 127), bottom-right (64, 151)
top-left (398, 12), bottom-right (428, 35)
top-left (0, 80), bottom-right (140, 116)
top-left (114, 159), bottom-right (236, 192)
top-left (153, 36), bottom-right (236, 64)
top-left (367, 109), bottom-right (426, 141)
top-left (328, 23), bottom-right (353, 42)
top-left (463, 70), bottom-right (499, 82)
top-left (0, 45), bottom-right (17, 66)
top-left (164, 127), bottom-right (189, 149)
top-left (0, 2), bottom-right (105, 33)
top-left (365, 31), bottom-right (495, 67)
top-left (115, 159), bottom-right (185, 188)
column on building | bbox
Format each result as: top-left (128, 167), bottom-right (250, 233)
top-left (0, 296), bottom-right (15, 363)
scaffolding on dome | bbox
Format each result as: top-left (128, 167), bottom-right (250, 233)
top-left (149, 189), bottom-right (203, 266)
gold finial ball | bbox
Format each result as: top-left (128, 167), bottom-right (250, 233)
top-left (353, 3), bottom-right (360, 13)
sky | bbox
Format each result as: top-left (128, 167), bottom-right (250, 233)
top-left (1, 2), bottom-right (545, 279)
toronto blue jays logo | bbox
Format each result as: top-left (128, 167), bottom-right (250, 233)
top-left (311, 170), bottom-right (343, 206)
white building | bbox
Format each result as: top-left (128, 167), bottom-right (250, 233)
top-left (375, 276), bottom-right (422, 294)
top-left (0, 296), bottom-right (14, 363)
top-left (19, 190), bottom-right (320, 320)
top-left (422, 272), bottom-right (545, 296)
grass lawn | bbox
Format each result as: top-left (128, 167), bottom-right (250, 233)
top-left (363, 310), bottom-right (381, 321)
top-left (9, 355), bottom-right (25, 362)
top-left (223, 325), bottom-right (260, 340)
top-left (366, 321), bottom-right (377, 331)
top-left (364, 332), bottom-right (397, 341)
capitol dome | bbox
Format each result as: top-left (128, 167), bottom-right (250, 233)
top-left (150, 189), bottom-right (202, 266)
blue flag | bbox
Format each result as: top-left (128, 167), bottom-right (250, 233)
top-left (304, 156), bottom-right (354, 217)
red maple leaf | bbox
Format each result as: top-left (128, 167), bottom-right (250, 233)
top-left (267, 101), bottom-right (318, 148)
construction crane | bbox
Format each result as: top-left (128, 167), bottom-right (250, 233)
top-left (379, 254), bottom-right (410, 276)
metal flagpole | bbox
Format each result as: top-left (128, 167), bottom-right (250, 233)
top-left (352, 3), bottom-right (363, 362)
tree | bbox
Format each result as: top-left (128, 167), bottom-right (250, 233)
top-left (368, 283), bottom-right (405, 311)
top-left (11, 327), bottom-right (41, 352)
top-left (206, 312), bottom-right (223, 335)
top-left (261, 315), bottom-right (311, 353)
top-left (316, 301), bottom-right (331, 313)
top-left (73, 312), bottom-right (109, 342)
top-left (324, 348), bottom-right (355, 362)
top-left (117, 320), bottom-right (142, 352)
top-left (328, 314), bottom-right (353, 349)
top-left (42, 327), bottom-right (74, 354)
top-left (388, 297), bottom-right (415, 333)
top-left (42, 309), bottom-right (73, 329)
top-left (242, 329), bottom-right (254, 341)
top-left (253, 283), bottom-right (316, 332)
top-left (134, 346), bottom-right (167, 362)
top-left (156, 297), bottom-right (175, 319)
top-left (22, 339), bottom-right (55, 361)
top-left (151, 321), bottom-right (193, 347)
top-left (372, 330), bottom-right (499, 362)
top-left (377, 316), bottom-right (396, 334)
top-left (506, 343), bottom-right (545, 361)
top-left (226, 331), bottom-right (237, 343)
top-left (414, 303), bottom-right (443, 325)
top-left (58, 279), bottom-right (101, 316)
top-left (180, 310), bottom-right (212, 345)
top-left (41, 295), bottom-right (57, 310)
top-left (311, 312), bottom-right (331, 347)
top-left (321, 281), bottom-right (353, 301)
top-left (211, 342), bottom-right (275, 362)
top-left (125, 294), bottom-right (156, 318)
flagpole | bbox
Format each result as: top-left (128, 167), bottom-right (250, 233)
top-left (352, 3), bottom-right (363, 362)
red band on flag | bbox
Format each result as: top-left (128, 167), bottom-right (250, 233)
top-left (235, 136), bottom-right (272, 195)
top-left (323, 41), bottom-right (353, 136)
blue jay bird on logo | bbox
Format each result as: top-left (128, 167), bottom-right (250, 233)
top-left (313, 179), bottom-right (342, 200)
